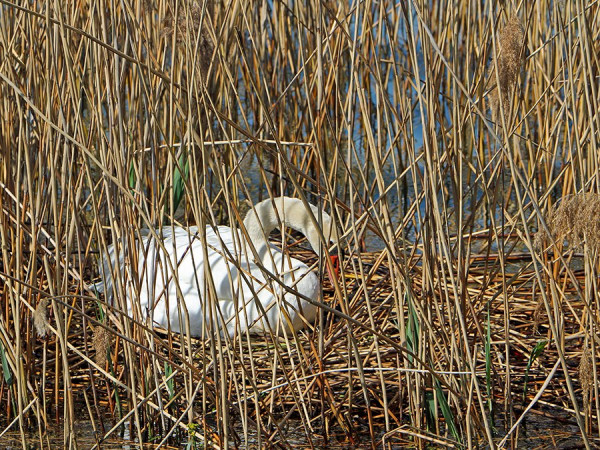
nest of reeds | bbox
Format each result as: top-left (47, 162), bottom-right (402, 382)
top-left (1, 241), bottom-right (595, 447)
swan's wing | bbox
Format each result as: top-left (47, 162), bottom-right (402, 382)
top-left (97, 224), bottom-right (320, 337)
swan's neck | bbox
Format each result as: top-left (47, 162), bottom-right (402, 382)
top-left (243, 197), bottom-right (325, 253)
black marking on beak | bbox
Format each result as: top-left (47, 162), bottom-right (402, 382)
top-left (328, 245), bottom-right (345, 260)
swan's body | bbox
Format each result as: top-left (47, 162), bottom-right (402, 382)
top-left (97, 197), bottom-right (338, 337)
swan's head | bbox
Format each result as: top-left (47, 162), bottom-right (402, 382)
top-left (243, 196), bottom-right (343, 275)
top-left (305, 210), bottom-right (340, 252)
top-left (306, 211), bottom-right (343, 278)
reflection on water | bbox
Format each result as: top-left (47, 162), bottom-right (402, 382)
top-left (1, 411), bottom-right (584, 449)
top-left (0, 421), bottom-right (134, 449)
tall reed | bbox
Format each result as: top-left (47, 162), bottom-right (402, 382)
top-left (1, 0), bottom-right (599, 447)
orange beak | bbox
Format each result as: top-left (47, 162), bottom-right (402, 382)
top-left (329, 254), bottom-right (340, 278)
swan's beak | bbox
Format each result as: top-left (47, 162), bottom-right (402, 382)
top-left (330, 254), bottom-right (340, 278)
top-left (327, 247), bottom-right (343, 279)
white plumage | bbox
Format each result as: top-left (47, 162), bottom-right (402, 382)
top-left (97, 197), bottom-right (339, 337)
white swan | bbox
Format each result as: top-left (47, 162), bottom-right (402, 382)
top-left (97, 197), bottom-right (340, 337)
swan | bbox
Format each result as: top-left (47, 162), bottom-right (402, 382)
top-left (96, 197), bottom-right (341, 337)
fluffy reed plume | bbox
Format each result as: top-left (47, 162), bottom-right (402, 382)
top-left (541, 193), bottom-right (600, 251)
top-left (33, 298), bottom-right (49, 337)
top-left (162, 0), bottom-right (214, 82)
top-left (92, 325), bottom-right (112, 367)
top-left (489, 17), bottom-right (525, 122)
top-left (578, 347), bottom-right (593, 411)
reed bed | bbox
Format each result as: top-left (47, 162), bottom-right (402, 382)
top-left (1, 0), bottom-right (599, 448)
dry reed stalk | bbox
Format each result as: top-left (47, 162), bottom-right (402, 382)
top-left (1, 0), bottom-right (599, 447)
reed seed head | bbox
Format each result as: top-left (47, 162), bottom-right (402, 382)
top-left (162, 1), bottom-right (215, 82)
top-left (33, 298), bottom-right (49, 337)
top-left (578, 347), bottom-right (593, 410)
top-left (92, 325), bottom-right (112, 368)
top-left (489, 17), bottom-right (525, 122)
top-left (544, 193), bottom-right (600, 251)
top-left (533, 230), bottom-right (545, 251)
top-left (498, 18), bottom-right (524, 92)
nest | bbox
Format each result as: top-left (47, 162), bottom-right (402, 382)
top-left (5, 245), bottom-right (594, 448)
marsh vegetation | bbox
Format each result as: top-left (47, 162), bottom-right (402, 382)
top-left (1, 0), bottom-right (599, 448)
